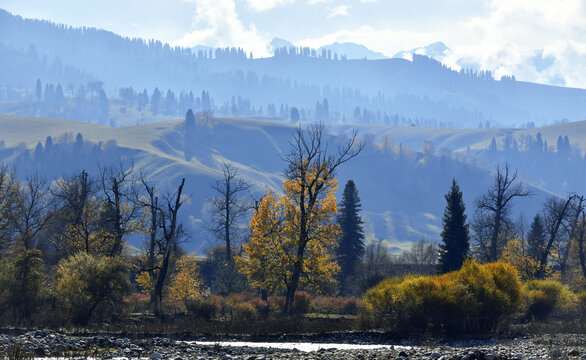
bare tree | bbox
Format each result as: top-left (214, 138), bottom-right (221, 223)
top-left (51, 170), bottom-right (103, 255)
top-left (137, 177), bottom-right (188, 315)
top-left (401, 238), bottom-right (438, 266)
top-left (535, 195), bottom-right (577, 278)
top-left (99, 161), bottom-right (139, 256)
top-left (9, 175), bottom-right (54, 250)
top-left (208, 163), bottom-right (251, 265)
top-left (153, 178), bottom-right (187, 314)
top-left (138, 173), bottom-right (159, 297)
top-left (361, 239), bottom-right (394, 291)
top-left (559, 195), bottom-right (584, 277)
top-left (474, 164), bottom-right (531, 262)
top-left (51, 170), bottom-right (92, 228)
top-left (281, 123), bottom-right (363, 313)
top-left (576, 211), bottom-right (586, 281)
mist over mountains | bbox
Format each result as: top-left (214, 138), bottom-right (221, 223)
top-left (1, 9), bottom-right (586, 253)
top-left (1, 9), bottom-right (586, 129)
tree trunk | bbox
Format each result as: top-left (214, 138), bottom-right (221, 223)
top-left (536, 197), bottom-right (573, 279)
top-left (490, 206), bottom-right (502, 262)
top-left (225, 185), bottom-right (231, 264)
top-left (152, 244), bottom-right (171, 315)
top-left (578, 215), bottom-right (586, 281)
top-left (284, 259), bottom-right (303, 315)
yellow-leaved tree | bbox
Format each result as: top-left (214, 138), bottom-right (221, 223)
top-left (237, 124), bottom-right (363, 314)
top-left (501, 233), bottom-right (550, 280)
top-left (236, 192), bottom-right (285, 297)
top-left (168, 255), bottom-right (202, 303)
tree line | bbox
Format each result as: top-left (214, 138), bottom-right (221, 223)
top-left (436, 164), bottom-right (586, 288)
top-left (2, 115), bottom-right (584, 327)
top-left (0, 121), bottom-right (367, 324)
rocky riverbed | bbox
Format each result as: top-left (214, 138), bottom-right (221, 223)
top-left (0, 330), bottom-right (584, 360)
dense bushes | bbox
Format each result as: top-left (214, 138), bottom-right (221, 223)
top-left (578, 292), bottom-right (586, 313)
top-left (523, 280), bottom-right (574, 320)
top-left (311, 296), bottom-right (362, 315)
top-left (363, 261), bottom-right (522, 333)
top-left (182, 291), bottom-right (363, 321)
top-left (0, 249), bottom-right (46, 322)
top-left (56, 252), bottom-right (130, 325)
top-left (185, 296), bottom-right (223, 320)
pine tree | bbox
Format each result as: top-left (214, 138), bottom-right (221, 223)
top-left (438, 179), bottom-right (470, 273)
top-left (290, 107), bottom-right (300, 122)
top-left (527, 214), bottom-right (546, 263)
top-left (35, 79), bottom-right (42, 101)
top-left (336, 180), bottom-right (365, 290)
top-left (185, 109), bottom-right (195, 128)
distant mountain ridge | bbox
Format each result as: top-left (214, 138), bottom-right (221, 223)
top-left (394, 42), bottom-right (451, 62)
top-left (1, 8), bottom-right (586, 129)
top-left (318, 42), bottom-right (388, 60)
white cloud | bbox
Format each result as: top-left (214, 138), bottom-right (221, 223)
top-left (173, 0), bottom-right (586, 87)
top-left (244, 0), bottom-right (295, 12)
top-left (448, 0), bottom-right (586, 87)
top-left (173, 0), bottom-right (270, 57)
top-left (298, 25), bottom-right (437, 58)
top-left (299, 0), bottom-right (586, 87)
top-left (327, 5), bottom-right (350, 19)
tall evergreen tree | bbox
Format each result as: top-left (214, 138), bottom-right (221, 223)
top-left (185, 109), bottom-right (195, 128)
top-left (438, 179), bottom-right (470, 273)
top-left (336, 180), bottom-right (365, 291)
top-left (527, 214), bottom-right (546, 262)
top-left (35, 79), bottom-right (42, 101)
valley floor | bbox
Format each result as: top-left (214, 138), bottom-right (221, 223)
top-left (0, 330), bottom-right (584, 360)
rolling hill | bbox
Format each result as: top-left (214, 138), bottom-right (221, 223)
top-left (0, 114), bottom-right (563, 254)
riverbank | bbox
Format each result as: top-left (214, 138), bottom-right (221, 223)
top-left (0, 330), bottom-right (584, 359)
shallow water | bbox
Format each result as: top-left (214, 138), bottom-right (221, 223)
top-left (192, 341), bottom-right (408, 352)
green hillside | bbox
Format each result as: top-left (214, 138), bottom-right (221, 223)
top-left (0, 114), bottom-right (563, 253)
top-left (336, 120), bottom-right (586, 154)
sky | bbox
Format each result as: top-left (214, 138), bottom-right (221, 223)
top-left (1, 0), bottom-right (586, 88)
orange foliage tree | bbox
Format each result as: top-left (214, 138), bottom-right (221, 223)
top-left (237, 124), bottom-right (363, 314)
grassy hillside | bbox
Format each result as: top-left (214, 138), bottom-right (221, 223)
top-left (0, 114), bottom-right (559, 253)
top-left (335, 120), bottom-right (586, 154)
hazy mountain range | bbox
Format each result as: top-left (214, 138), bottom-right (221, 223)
top-left (1, 113), bottom-right (577, 253)
top-left (1, 9), bottom-right (586, 129)
top-left (1, 9), bottom-right (586, 254)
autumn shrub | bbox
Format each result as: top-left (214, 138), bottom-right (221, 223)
top-left (310, 296), bottom-right (334, 314)
top-left (340, 297), bottom-right (363, 315)
top-left (577, 292), bottom-right (586, 315)
top-left (310, 296), bottom-right (363, 315)
top-left (55, 252), bottom-right (130, 325)
top-left (292, 291), bottom-right (312, 315)
top-left (124, 293), bottom-right (150, 314)
top-left (363, 260), bottom-right (522, 333)
top-left (267, 295), bottom-right (285, 314)
top-left (225, 292), bottom-right (253, 308)
top-left (523, 279), bottom-right (574, 320)
top-left (456, 261), bottom-right (523, 320)
top-left (249, 297), bottom-right (269, 315)
top-left (232, 302), bottom-right (259, 322)
top-left (185, 295), bottom-right (223, 320)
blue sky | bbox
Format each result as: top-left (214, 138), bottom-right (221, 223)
top-left (2, 0), bottom-right (586, 88)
